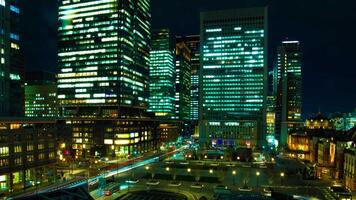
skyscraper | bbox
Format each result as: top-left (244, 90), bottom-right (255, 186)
top-left (176, 35), bottom-right (200, 122)
top-left (58, 0), bottom-right (156, 157)
top-left (266, 95), bottom-right (276, 146)
top-left (148, 29), bottom-right (176, 119)
top-left (199, 8), bottom-right (268, 148)
top-left (275, 40), bottom-right (302, 145)
top-left (0, 0), bottom-right (24, 117)
top-left (175, 41), bottom-right (191, 121)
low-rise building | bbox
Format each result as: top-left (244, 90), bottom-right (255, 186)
top-left (305, 113), bottom-right (333, 130)
top-left (288, 128), bottom-right (353, 179)
top-left (0, 118), bottom-right (57, 195)
top-left (287, 131), bottom-right (311, 160)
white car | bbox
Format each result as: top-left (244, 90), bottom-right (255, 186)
top-left (146, 180), bottom-right (160, 186)
top-left (168, 182), bottom-right (182, 187)
top-left (126, 179), bottom-right (139, 184)
top-left (238, 186), bottom-right (253, 192)
top-left (190, 183), bottom-right (204, 189)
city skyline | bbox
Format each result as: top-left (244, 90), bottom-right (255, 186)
top-left (20, 0), bottom-right (356, 116)
top-left (1, 0), bottom-right (356, 198)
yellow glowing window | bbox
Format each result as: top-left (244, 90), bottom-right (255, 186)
top-left (114, 140), bottom-right (130, 145)
top-left (117, 134), bottom-right (130, 139)
top-left (10, 124), bottom-right (20, 130)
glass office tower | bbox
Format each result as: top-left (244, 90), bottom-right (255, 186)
top-left (0, 0), bottom-right (24, 117)
top-left (199, 8), bottom-right (268, 148)
top-left (175, 41), bottom-right (191, 121)
top-left (148, 29), bottom-right (176, 119)
top-left (177, 35), bottom-right (200, 122)
top-left (58, 0), bottom-right (156, 157)
top-left (275, 40), bottom-right (302, 145)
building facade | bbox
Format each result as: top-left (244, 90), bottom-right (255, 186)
top-left (25, 71), bottom-right (58, 118)
top-left (175, 41), bottom-right (191, 121)
top-left (266, 95), bottom-right (276, 147)
top-left (176, 35), bottom-right (200, 122)
top-left (0, 119), bottom-right (57, 195)
top-left (344, 147), bottom-right (356, 191)
top-left (199, 7), bottom-right (268, 148)
top-left (0, 0), bottom-right (24, 117)
top-left (57, 0), bottom-right (156, 157)
top-left (148, 29), bottom-right (176, 119)
top-left (275, 40), bottom-right (303, 146)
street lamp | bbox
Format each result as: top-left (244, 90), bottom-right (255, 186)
top-left (145, 166), bottom-right (150, 170)
top-left (209, 169), bottom-right (213, 174)
top-left (256, 171), bottom-right (260, 187)
top-left (166, 167), bottom-right (170, 172)
top-left (232, 170), bottom-right (236, 185)
top-left (280, 172), bottom-right (285, 185)
top-left (187, 168), bottom-right (191, 173)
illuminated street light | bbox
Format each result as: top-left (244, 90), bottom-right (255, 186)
top-left (280, 172), bottom-right (285, 185)
top-left (232, 170), bottom-right (236, 185)
top-left (209, 169), bottom-right (213, 174)
top-left (256, 171), bottom-right (260, 187)
top-left (145, 166), bottom-right (150, 170)
top-left (166, 167), bottom-right (170, 172)
top-left (204, 155), bottom-right (207, 159)
top-left (187, 168), bottom-right (191, 173)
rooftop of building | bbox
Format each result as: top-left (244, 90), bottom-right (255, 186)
top-left (306, 113), bottom-right (330, 121)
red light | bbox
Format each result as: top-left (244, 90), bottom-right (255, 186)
top-left (64, 150), bottom-right (70, 155)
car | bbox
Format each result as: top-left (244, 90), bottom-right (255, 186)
top-left (125, 179), bottom-right (139, 184)
top-left (214, 185), bottom-right (228, 190)
top-left (238, 186), bottom-right (253, 192)
top-left (104, 190), bottom-right (112, 196)
top-left (262, 187), bottom-right (272, 196)
top-left (103, 184), bottom-right (120, 196)
top-left (259, 164), bottom-right (267, 169)
top-left (190, 183), bottom-right (204, 189)
top-left (214, 185), bottom-right (231, 194)
top-left (100, 157), bottom-right (109, 162)
top-left (168, 181), bottom-right (182, 187)
top-left (146, 180), bottom-right (160, 186)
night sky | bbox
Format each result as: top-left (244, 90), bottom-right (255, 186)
top-left (20, 0), bottom-right (356, 117)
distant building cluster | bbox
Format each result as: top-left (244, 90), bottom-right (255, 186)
top-left (287, 113), bottom-right (356, 190)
